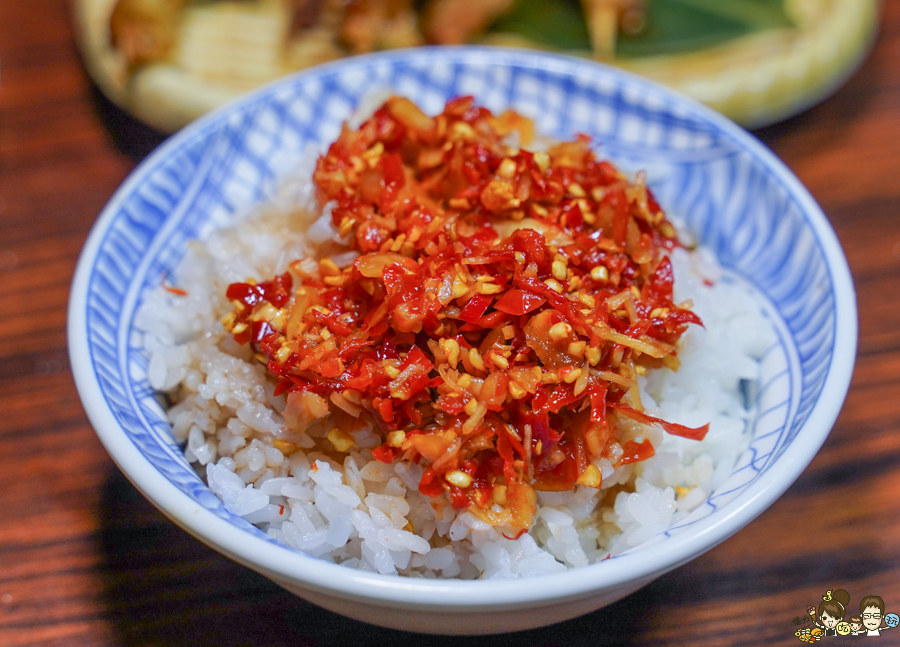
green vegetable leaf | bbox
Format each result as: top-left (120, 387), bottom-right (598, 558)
top-left (673, 0), bottom-right (795, 30)
top-left (490, 0), bottom-right (591, 51)
top-left (488, 0), bottom-right (795, 58)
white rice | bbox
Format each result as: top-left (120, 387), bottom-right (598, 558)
top-left (136, 156), bottom-right (776, 579)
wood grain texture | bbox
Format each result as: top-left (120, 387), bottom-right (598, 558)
top-left (1, 1), bottom-right (899, 645)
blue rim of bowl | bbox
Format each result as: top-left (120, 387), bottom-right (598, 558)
top-left (68, 46), bottom-right (857, 610)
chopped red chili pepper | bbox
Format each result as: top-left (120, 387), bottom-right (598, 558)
top-left (610, 404), bottom-right (709, 441)
top-left (618, 439), bottom-right (656, 465)
top-left (459, 293), bottom-right (492, 323)
top-left (494, 289), bottom-right (545, 316)
top-left (221, 96), bottom-right (707, 535)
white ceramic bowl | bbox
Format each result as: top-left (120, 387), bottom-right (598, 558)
top-left (69, 47), bottom-right (856, 634)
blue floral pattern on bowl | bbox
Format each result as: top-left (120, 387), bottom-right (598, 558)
top-left (74, 47), bottom-right (853, 561)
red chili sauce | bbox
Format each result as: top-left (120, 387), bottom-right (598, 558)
top-left (223, 96), bottom-right (707, 535)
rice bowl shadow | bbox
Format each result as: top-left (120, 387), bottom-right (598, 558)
top-left (95, 468), bottom-right (662, 645)
top-left (87, 84), bottom-right (169, 163)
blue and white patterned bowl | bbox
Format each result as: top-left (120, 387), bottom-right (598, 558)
top-left (68, 47), bottom-right (856, 634)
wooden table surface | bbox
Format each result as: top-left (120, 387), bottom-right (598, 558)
top-left (2, 2), bottom-right (899, 645)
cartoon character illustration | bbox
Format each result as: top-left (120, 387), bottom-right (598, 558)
top-left (796, 627), bottom-right (821, 643)
top-left (849, 615), bottom-right (865, 635)
top-left (815, 589), bottom-right (851, 637)
top-left (860, 595), bottom-right (894, 636)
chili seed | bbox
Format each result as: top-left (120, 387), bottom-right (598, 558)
top-left (549, 322), bottom-right (571, 342)
top-left (478, 282), bottom-right (503, 295)
top-left (544, 278), bottom-right (563, 293)
top-left (387, 430), bottom-right (406, 447)
top-left (576, 464), bottom-right (602, 488)
top-left (327, 428), bottom-right (356, 453)
top-left (274, 345), bottom-right (292, 363)
top-left (498, 158), bottom-right (517, 179)
top-left (568, 182), bottom-right (586, 197)
top-left (440, 338), bottom-right (460, 368)
top-left (551, 260), bottom-right (568, 281)
top-left (508, 381), bottom-right (527, 399)
top-left (446, 470), bottom-right (473, 488)
top-left (319, 258), bottom-right (340, 276)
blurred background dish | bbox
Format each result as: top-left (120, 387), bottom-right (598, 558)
top-left (74, 0), bottom-right (879, 132)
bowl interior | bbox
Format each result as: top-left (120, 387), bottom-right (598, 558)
top-left (72, 47), bottom-right (855, 596)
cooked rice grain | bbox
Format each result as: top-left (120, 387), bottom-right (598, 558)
top-left (136, 164), bottom-right (776, 579)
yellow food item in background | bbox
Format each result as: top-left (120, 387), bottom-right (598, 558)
top-left (74, 0), bottom-right (880, 132)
